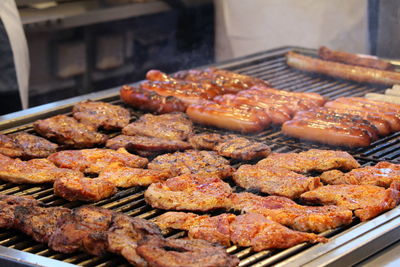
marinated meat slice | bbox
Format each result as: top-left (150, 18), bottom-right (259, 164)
top-left (107, 213), bottom-right (162, 267)
top-left (300, 184), bottom-right (400, 221)
top-left (122, 113), bottom-right (193, 141)
top-left (0, 132), bottom-right (58, 159)
top-left (233, 165), bottom-right (321, 199)
top-left (0, 195), bottom-right (40, 228)
top-left (33, 115), bottom-right (107, 148)
top-left (231, 192), bottom-right (353, 233)
top-left (148, 150), bottom-right (234, 179)
top-left (137, 236), bottom-right (239, 267)
top-left (145, 174), bottom-right (233, 211)
top-left (98, 163), bottom-right (171, 187)
top-left (0, 134), bottom-right (22, 158)
top-left (230, 213), bottom-right (326, 251)
top-left (48, 206), bottom-right (113, 255)
top-left (48, 148), bottom-right (148, 174)
top-left (189, 133), bottom-right (271, 160)
top-left (0, 154), bottom-right (83, 184)
top-left (188, 133), bottom-right (234, 150)
top-left (54, 176), bottom-right (117, 202)
top-left (257, 149), bottom-right (360, 173)
top-left (214, 136), bottom-right (271, 160)
top-left (155, 212), bottom-right (326, 250)
top-left (73, 101), bottom-right (130, 130)
top-left (155, 212), bottom-right (233, 246)
top-left (13, 205), bottom-right (71, 243)
top-left (106, 135), bottom-right (192, 153)
top-left (320, 162), bottom-right (400, 187)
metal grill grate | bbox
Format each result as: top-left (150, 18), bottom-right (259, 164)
top-left (0, 46), bottom-right (399, 267)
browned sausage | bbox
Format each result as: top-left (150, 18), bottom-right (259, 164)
top-left (186, 101), bottom-right (267, 133)
top-left (324, 100), bottom-right (400, 132)
top-left (294, 110), bottom-right (379, 141)
top-left (286, 51), bottom-right (400, 85)
top-left (282, 119), bottom-right (372, 147)
top-left (319, 46), bottom-right (395, 71)
top-left (120, 85), bottom-right (187, 114)
top-left (213, 94), bottom-right (289, 125)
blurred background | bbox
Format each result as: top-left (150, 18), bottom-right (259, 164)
top-left (1, 0), bottom-right (399, 113)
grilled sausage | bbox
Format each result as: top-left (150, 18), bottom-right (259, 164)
top-left (319, 46), bottom-right (395, 71)
top-left (286, 51), bottom-right (400, 85)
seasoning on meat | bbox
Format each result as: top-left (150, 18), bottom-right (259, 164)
top-left (155, 212), bottom-right (327, 251)
top-left (257, 149), bottom-right (360, 173)
top-left (72, 100), bottom-right (130, 130)
top-left (147, 150), bottom-right (234, 178)
top-left (300, 183), bottom-right (400, 221)
top-left (0, 132), bottom-right (58, 159)
top-left (48, 147), bottom-right (148, 173)
top-left (33, 115), bottom-right (107, 148)
top-left (145, 174), bottom-right (233, 211)
top-left (233, 165), bottom-right (321, 199)
top-left (0, 153), bottom-right (84, 184)
top-left (122, 113), bottom-right (193, 140)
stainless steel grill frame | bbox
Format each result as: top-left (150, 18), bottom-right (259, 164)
top-left (0, 46), bottom-right (399, 267)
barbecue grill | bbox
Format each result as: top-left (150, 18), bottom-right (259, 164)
top-left (0, 46), bottom-right (399, 267)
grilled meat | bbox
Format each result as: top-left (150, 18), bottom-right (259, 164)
top-left (145, 174), bottom-right (233, 211)
top-left (257, 149), bottom-right (360, 173)
top-left (300, 184), bottom-right (400, 221)
top-left (72, 101), bottom-right (130, 130)
top-left (231, 192), bottom-right (353, 233)
top-left (155, 212), bottom-right (233, 246)
top-left (33, 115), bottom-right (107, 148)
top-left (188, 133), bottom-right (234, 150)
top-left (54, 176), bottom-right (117, 202)
top-left (172, 67), bottom-right (270, 94)
top-left (122, 113), bottom-right (193, 141)
top-left (0, 132), bottom-right (58, 159)
top-left (48, 148), bottom-right (148, 174)
top-left (137, 236), bottom-right (239, 267)
top-left (14, 205), bottom-right (71, 243)
top-left (48, 206), bottom-right (113, 255)
top-left (189, 133), bottom-right (271, 160)
top-left (155, 212), bottom-right (326, 251)
top-left (231, 213), bottom-right (326, 250)
top-left (320, 162), bottom-right (400, 187)
top-left (0, 194), bottom-right (238, 267)
top-left (107, 213), bottom-right (162, 267)
top-left (286, 51), bottom-right (400, 86)
top-left (120, 85), bottom-right (187, 114)
top-left (319, 46), bottom-right (395, 71)
top-left (233, 165), bottom-right (321, 199)
top-left (106, 135), bottom-right (192, 154)
top-left (148, 150), bottom-right (234, 179)
top-left (0, 154), bottom-right (83, 184)
top-left (0, 195), bottom-right (40, 228)
top-left (98, 163), bottom-right (171, 187)
top-left (186, 101), bottom-right (268, 133)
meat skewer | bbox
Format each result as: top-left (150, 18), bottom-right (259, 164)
top-left (318, 46), bottom-right (395, 71)
top-left (286, 51), bottom-right (400, 85)
top-left (155, 212), bottom-right (327, 251)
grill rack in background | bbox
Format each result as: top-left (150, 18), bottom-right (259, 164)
top-left (0, 46), bottom-right (399, 267)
